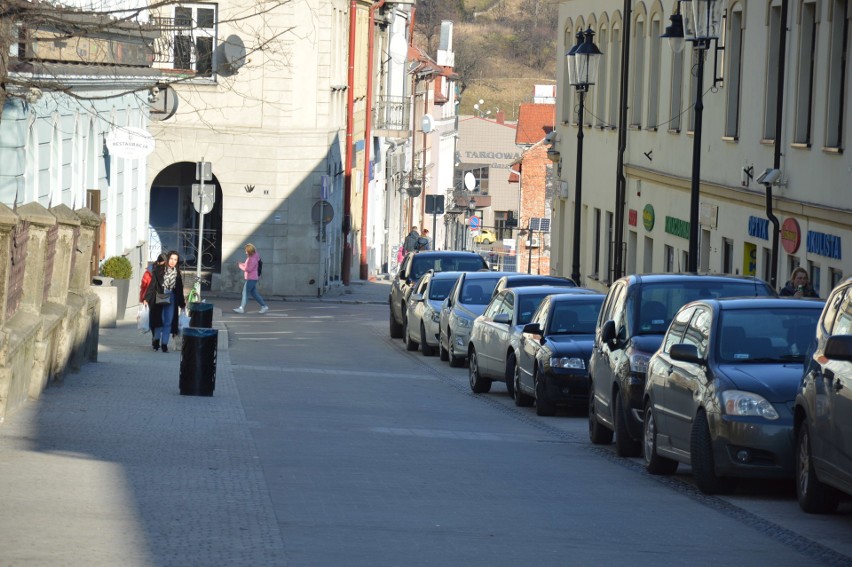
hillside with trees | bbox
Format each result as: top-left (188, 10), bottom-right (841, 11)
top-left (413, 0), bottom-right (559, 121)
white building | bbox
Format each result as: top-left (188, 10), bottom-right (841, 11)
top-left (552, 0), bottom-right (851, 297)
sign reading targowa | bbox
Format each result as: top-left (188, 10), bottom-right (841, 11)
top-left (106, 127), bottom-right (155, 159)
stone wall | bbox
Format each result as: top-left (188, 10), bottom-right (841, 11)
top-left (0, 203), bottom-right (102, 424)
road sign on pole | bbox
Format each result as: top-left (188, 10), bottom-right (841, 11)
top-left (469, 216), bottom-right (480, 231)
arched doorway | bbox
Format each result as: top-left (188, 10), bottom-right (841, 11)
top-left (149, 162), bottom-right (223, 287)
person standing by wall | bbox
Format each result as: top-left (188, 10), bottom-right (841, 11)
top-left (403, 226), bottom-right (420, 253)
top-left (234, 243), bottom-right (269, 314)
top-left (143, 250), bottom-right (186, 353)
top-left (780, 267), bottom-right (819, 298)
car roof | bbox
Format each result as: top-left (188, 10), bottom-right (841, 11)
top-left (691, 297), bottom-right (826, 310)
top-left (429, 271), bottom-right (465, 280)
top-left (411, 251), bottom-right (484, 258)
top-left (621, 272), bottom-right (773, 285)
top-left (505, 285), bottom-right (594, 296)
top-left (498, 274), bottom-right (576, 285)
top-left (461, 271), bottom-right (512, 280)
top-left (549, 290), bottom-right (606, 301)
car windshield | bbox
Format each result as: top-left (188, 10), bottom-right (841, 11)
top-left (411, 256), bottom-right (487, 280)
top-left (716, 308), bottom-right (822, 363)
top-left (518, 294), bottom-right (551, 325)
top-left (460, 277), bottom-right (501, 305)
top-left (548, 298), bottom-right (605, 335)
top-left (630, 280), bottom-right (776, 335)
top-left (429, 279), bottom-right (456, 301)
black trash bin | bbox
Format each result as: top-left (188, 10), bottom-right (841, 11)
top-left (189, 302), bottom-right (214, 328)
top-left (180, 327), bottom-right (218, 396)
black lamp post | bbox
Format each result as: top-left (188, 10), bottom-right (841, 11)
top-left (662, 0), bottom-right (722, 272)
top-left (566, 28), bottom-right (602, 284)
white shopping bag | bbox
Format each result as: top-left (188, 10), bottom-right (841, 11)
top-left (137, 305), bottom-right (149, 334)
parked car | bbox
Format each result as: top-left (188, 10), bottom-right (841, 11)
top-left (589, 273), bottom-right (777, 457)
top-left (438, 271), bottom-right (511, 367)
top-left (643, 297), bottom-right (823, 494)
top-left (389, 251), bottom-right (488, 339)
top-left (468, 286), bottom-right (598, 397)
top-left (795, 276), bottom-right (852, 513)
top-left (473, 228), bottom-right (497, 244)
top-left (517, 292), bottom-right (605, 415)
top-left (403, 271), bottom-right (462, 355)
top-left (489, 274), bottom-right (576, 301)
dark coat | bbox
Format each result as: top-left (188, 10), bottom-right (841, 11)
top-left (779, 281), bottom-right (819, 298)
top-left (144, 265), bottom-right (186, 335)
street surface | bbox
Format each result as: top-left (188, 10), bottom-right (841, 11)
top-left (228, 299), bottom-right (852, 567)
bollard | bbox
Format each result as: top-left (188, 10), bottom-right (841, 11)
top-left (189, 302), bottom-right (214, 328)
top-left (179, 327), bottom-right (218, 396)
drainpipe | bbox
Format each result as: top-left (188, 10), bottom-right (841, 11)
top-left (342, 0), bottom-right (357, 286)
top-left (361, 0), bottom-right (388, 280)
top-left (768, 0), bottom-right (789, 290)
top-left (612, 0), bottom-right (632, 281)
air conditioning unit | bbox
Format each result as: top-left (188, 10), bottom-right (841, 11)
top-left (526, 237), bottom-right (540, 248)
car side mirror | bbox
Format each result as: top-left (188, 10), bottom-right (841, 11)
top-left (410, 293), bottom-right (423, 302)
top-left (824, 335), bottom-right (852, 361)
top-left (522, 323), bottom-right (542, 337)
top-left (494, 313), bottom-right (511, 325)
top-left (669, 343), bottom-right (703, 364)
top-left (601, 320), bottom-right (617, 345)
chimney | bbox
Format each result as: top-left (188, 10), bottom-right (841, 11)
top-left (496, 110), bottom-right (505, 124)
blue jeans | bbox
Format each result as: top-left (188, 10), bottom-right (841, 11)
top-left (154, 291), bottom-right (176, 346)
top-left (241, 279), bottom-right (266, 308)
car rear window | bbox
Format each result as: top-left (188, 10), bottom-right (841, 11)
top-left (717, 307), bottom-right (822, 362)
top-left (429, 279), bottom-right (456, 301)
top-left (631, 280), bottom-right (776, 335)
top-left (411, 256), bottom-right (487, 279)
top-left (518, 294), bottom-right (552, 325)
top-left (549, 298), bottom-right (605, 334)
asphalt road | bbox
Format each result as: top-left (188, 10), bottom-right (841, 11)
top-left (226, 300), bottom-right (852, 567)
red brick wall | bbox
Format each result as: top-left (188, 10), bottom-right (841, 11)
top-left (519, 144), bottom-right (551, 275)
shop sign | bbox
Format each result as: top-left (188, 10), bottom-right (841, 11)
top-left (780, 218), bottom-right (801, 254)
top-left (807, 230), bottom-right (842, 259)
top-left (748, 216), bottom-right (769, 240)
top-left (643, 205), bottom-right (655, 231)
top-left (665, 216), bottom-right (690, 239)
top-left (743, 242), bottom-right (757, 276)
top-left (105, 127), bottom-right (155, 159)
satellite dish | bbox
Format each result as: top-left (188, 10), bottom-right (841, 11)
top-left (389, 33), bottom-right (408, 65)
top-left (464, 171), bottom-right (476, 191)
top-left (421, 114), bottom-right (434, 133)
top-left (215, 35), bottom-right (246, 76)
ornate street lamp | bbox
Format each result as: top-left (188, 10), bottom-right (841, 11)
top-left (565, 27), bottom-right (602, 284)
top-left (662, 0), bottom-right (722, 272)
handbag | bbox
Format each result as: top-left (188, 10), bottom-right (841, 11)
top-left (156, 291), bottom-right (171, 305)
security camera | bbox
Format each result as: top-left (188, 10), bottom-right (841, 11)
top-left (756, 168), bottom-right (782, 185)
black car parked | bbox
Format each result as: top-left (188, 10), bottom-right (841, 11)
top-left (517, 292), bottom-right (605, 415)
top-left (588, 273), bottom-right (776, 457)
top-left (389, 251), bottom-right (488, 339)
top-left (795, 276), bottom-right (852, 513)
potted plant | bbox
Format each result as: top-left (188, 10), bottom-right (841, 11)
top-left (100, 255), bottom-right (133, 319)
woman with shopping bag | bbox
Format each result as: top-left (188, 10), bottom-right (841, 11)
top-left (143, 250), bottom-right (186, 353)
top-left (138, 253), bottom-right (165, 338)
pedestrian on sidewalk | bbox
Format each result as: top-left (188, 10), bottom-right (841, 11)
top-left (779, 266), bottom-right (819, 298)
top-left (234, 243), bottom-right (269, 314)
top-left (139, 253), bottom-right (165, 340)
top-left (143, 250), bottom-right (186, 353)
top-left (403, 227), bottom-right (420, 253)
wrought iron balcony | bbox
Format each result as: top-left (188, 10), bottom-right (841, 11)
top-left (373, 96), bottom-right (412, 138)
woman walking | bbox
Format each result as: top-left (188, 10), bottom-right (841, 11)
top-left (139, 253), bottom-right (165, 340)
top-left (143, 250), bottom-right (186, 353)
top-left (234, 243), bottom-right (269, 314)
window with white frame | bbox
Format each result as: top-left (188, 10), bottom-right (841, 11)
top-left (630, 16), bottom-right (645, 127)
top-left (724, 6), bottom-right (744, 139)
top-left (794, 1), bottom-right (818, 145)
top-left (669, 38), bottom-right (684, 131)
top-left (609, 22), bottom-right (622, 128)
top-left (596, 26), bottom-right (609, 127)
top-left (825, 0), bottom-right (849, 149)
top-left (154, 3), bottom-right (217, 76)
top-left (763, 4), bottom-right (783, 140)
top-left (647, 16), bottom-right (662, 129)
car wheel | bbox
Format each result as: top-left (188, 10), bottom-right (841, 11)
top-left (796, 422), bottom-right (840, 513)
top-left (643, 402), bottom-right (678, 475)
top-left (504, 353), bottom-right (516, 397)
top-left (614, 393), bottom-right (642, 457)
top-left (403, 317), bottom-right (418, 351)
top-left (448, 333), bottom-right (464, 367)
top-left (535, 367), bottom-right (556, 417)
top-left (468, 349), bottom-right (491, 393)
top-left (690, 410), bottom-right (737, 495)
top-left (588, 378), bottom-right (613, 445)
top-left (438, 331), bottom-right (449, 361)
top-left (389, 311), bottom-right (403, 339)
top-left (513, 360), bottom-right (534, 407)
top-left (420, 323), bottom-right (435, 356)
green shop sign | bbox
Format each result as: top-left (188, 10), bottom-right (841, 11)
top-left (642, 205), bottom-right (655, 231)
top-left (665, 216), bottom-right (690, 239)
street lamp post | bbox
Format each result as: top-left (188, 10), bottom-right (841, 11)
top-left (565, 28), bottom-right (602, 284)
top-left (663, 0), bottom-right (722, 272)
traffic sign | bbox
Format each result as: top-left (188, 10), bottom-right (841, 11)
top-left (469, 216), bottom-right (480, 230)
top-left (191, 184), bottom-right (215, 214)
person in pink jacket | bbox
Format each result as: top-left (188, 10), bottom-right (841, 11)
top-left (233, 243), bottom-right (269, 314)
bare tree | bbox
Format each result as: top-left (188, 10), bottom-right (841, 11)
top-left (413, 0), bottom-right (460, 54)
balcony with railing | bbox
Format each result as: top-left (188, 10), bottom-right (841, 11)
top-left (373, 96), bottom-right (412, 138)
